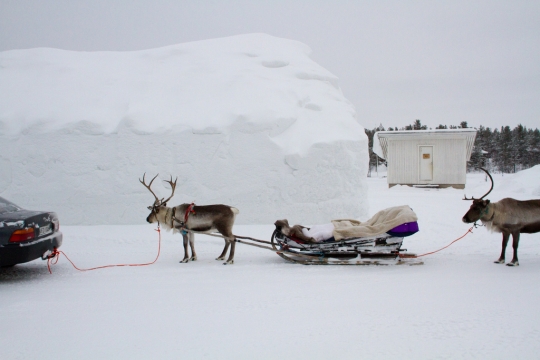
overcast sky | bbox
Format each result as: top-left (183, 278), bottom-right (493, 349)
top-left (1, 0), bottom-right (539, 130)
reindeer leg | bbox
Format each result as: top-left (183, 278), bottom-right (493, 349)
top-left (494, 232), bottom-right (510, 264)
top-left (180, 232), bottom-right (190, 263)
top-left (507, 231), bottom-right (520, 266)
top-left (189, 231), bottom-right (197, 261)
top-left (216, 239), bottom-right (230, 261)
top-left (223, 237), bottom-right (236, 265)
top-left (216, 225), bottom-right (236, 264)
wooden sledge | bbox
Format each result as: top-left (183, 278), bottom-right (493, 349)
top-left (270, 230), bottom-right (424, 266)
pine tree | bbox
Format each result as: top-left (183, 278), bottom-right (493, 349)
top-left (483, 127), bottom-right (494, 159)
top-left (496, 126), bottom-right (513, 173)
top-left (413, 119), bottom-right (427, 130)
top-left (365, 125), bottom-right (387, 176)
top-left (511, 124), bottom-right (527, 172)
top-left (402, 119), bottom-right (428, 131)
top-left (489, 127), bottom-right (500, 172)
top-left (526, 128), bottom-right (540, 168)
top-left (364, 128), bottom-right (374, 175)
top-left (469, 125), bottom-right (487, 170)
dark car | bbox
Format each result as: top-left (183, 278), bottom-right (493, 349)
top-left (0, 197), bottom-right (62, 267)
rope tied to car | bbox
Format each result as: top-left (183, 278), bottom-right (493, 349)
top-left (46, 225), bottom-right (162, 274)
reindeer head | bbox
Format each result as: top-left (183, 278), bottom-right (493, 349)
top-left (140, 173), bottom-right (177, 224)
top-left (462, 167), bottom-right (493, 223)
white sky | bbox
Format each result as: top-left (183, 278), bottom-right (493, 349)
top-left (1, 0), bottom-right (539, 130)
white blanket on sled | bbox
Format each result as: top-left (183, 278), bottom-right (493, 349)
top-left (301, 223), bottom-right (335, 242)
top-left (331, 205), bottom-right (418, 241)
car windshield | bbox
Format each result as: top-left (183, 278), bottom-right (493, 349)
top-left (0, 197), bottom-right (22, 214)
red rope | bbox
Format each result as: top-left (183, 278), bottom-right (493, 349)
top-left (47, 226), bottom-right (162, 274)
top-left (399, 226), bottom-right (474, 258)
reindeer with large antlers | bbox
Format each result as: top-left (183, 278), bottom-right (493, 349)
top-left (462, 168), bottom-right (540, 266)
top-left (140, 174), bottom-right (240, 264)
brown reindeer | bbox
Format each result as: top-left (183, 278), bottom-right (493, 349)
top-left (462, 168), bottom-right (540, 266)
top-left (140, 174), bottom-right (239, 265)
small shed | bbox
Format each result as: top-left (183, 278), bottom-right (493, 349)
top-left (373, 129), bottom-right (477, 189)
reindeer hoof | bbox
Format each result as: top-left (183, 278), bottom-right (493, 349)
top-left (216, 257), bottom-right (225, 261)
top-left (494, 259), bottom-right (505, 264)
top-left (190, 257), bottom-right (197, 261)
top-left (180, 259), bottom-right (189, 263)
top-left (223, 260), bottom-right (234, 265)
top-left (506, 261), bottom-right (519, 267)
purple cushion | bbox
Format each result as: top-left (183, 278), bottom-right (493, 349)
top-left (386, 221), bottom-right (419, 237)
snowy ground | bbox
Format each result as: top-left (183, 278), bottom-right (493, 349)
top-left (2, 172), bottom-right (540, 359)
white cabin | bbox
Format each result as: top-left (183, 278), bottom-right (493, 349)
top-left (374, 129), bottom-right (477, 189)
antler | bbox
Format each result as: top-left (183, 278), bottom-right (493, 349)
top-left (462, 167), bottom-right (494, 201)
top-left (161, 176), bottom-right (178, 205)
top-left (478, 167), bottom-right (494, 199)
top-left (139, 173), bottom-right (160, 203)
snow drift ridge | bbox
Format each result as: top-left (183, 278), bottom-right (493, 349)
top-left (0, 34), bottom-right (368, 225)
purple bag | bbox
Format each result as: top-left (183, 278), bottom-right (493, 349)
top-left (386, 222), bottom-right (419, 237)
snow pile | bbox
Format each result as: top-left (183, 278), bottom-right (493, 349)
top-left (495, 165), bottom-right (540, 197)
top-left (465, 165), bottom-right (540, 199)
top-left (0, 34), bottom-right (368, 225)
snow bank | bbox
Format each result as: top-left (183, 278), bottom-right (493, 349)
top-left (495, 165), bottom-right (540, 197)
top-left (0, 34), bottom-right (368, 225)
top-left (465, 165), bottom-right (540, 199)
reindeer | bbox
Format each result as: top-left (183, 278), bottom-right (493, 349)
top-left (462, 168), bottom-right (540, 266)
top-left (140, 174), bottom-right (240, 265)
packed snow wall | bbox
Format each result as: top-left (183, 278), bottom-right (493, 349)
top-left (0, 34), bottom-right (368, 225)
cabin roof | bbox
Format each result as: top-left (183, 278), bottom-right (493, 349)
top-left (374, 129), bottom-right (477, 160)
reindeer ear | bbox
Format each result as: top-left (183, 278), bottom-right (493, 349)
top-left (484, 200), bottom-right (490, 205)
top-left (162, 202), bottom-right (167, 207)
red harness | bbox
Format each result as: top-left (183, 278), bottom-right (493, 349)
top-left (184, 203), bottom-right (196, 223)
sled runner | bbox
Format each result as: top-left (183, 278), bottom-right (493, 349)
top-left (270, 206), bottom-right (424, 266)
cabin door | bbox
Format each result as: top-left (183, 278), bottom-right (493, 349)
top-left (419, 146), bottom-right (433, 181)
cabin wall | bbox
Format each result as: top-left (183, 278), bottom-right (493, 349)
top-left (387, 138), bottom-right (467, 186)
